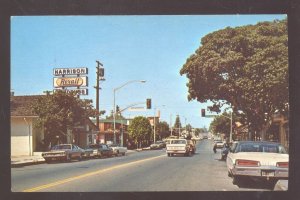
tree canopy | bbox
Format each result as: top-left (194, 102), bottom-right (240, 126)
top-left (31, 91), bottom-right (100, 145)
top-left (180, 19), bottom-right (288, 134)
top-left (156, 121), bottom-right (170, 139)
top-left (128, 116), bottom-right (152, 147)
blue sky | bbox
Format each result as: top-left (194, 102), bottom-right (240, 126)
top-left (11, 15), bottom-right (286, 129)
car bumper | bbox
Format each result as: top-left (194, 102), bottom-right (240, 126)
top-left (42, 155), bottom-right (66, 160)
top-left (232, 166), bottom-right (288, 179)
top-left (166, 150), bottom-right (188, 154)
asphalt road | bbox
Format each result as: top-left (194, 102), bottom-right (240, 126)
top-left (11, 139), bottom-right (274, 192)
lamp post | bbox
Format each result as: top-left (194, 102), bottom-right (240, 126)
top-left (113, 80), bottom-right (146, 144)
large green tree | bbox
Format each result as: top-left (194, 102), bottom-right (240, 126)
top-left (180, 19), bottom-right (288, 137)
top-left (31, 91), bottom-right (101, 146)
top-left (128, 116), bottom-right (152, 148)
top-left (156, 121), bottom-right (170, 140)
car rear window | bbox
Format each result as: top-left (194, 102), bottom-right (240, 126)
top-left (235, 143), bottom-right (287, 154)
top-left (171, 140), bottom-right (186, 144)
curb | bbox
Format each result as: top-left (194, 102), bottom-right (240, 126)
top-left (11, 160), bottom-right (46, 168)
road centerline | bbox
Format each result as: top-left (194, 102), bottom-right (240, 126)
top-left (23, 154), bottom-right (165, 192)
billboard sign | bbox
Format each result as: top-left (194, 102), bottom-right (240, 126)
top-left (53, 76), bottom-right (88, 88)
top-left (53, 67), bottom-right (88, 76)
top-left (53, 88), bottom-right (88, 95)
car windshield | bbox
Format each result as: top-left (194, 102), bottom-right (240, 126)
top-left (171, 140), bottom-right (186, 144)
top-left (235, 143), bottom-right (287, 154)
top-left (51, 145), bottom-right (71, 150)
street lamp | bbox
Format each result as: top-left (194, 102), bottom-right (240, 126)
top-left (113, 80), bottom-right (146, 144)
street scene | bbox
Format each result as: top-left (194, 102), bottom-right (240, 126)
top-left (12, 139), bottom-right (277, 192)
top-left (11, 15), bottom-right (288, 192)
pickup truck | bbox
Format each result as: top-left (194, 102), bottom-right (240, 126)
top-left (166, 139), bottom-right (192, 157)
top-left (108, 144), bottom-right (127, 156)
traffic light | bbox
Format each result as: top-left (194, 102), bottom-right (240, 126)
top-left (201, 109), bottom-right (205, 117)
top-left (146, 98), bottom-right (151, 109)
top-left (116, 105), bottom-right (120, 113)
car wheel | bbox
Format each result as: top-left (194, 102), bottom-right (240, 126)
top-left (228, 171), bottom-right (232, 177)
top-left (116, 150), bottom-right (119, 156)
top-left (78, 154), bottom-right (83, 161)
top-left (45, 158), bottom-right (52, 163)
top-left (122, 152), bottom-right (125, 156)
top-left (232, 176), bottom-right (244, 186)
top-left (167, 153), bottom-right (170, 157)
top-left (98, 153), bottom-right (102, 159)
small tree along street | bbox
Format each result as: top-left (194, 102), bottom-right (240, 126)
top-left (128, 116), bottom-right (152, 148)
top-left (173, 115), bottom-right (182, 136)
top-left (180, 19), bottom-right (288, 138)
top-left (31, 91), bottom-right (103, 147)
top-left (155, 121), bottom-right (170, 140)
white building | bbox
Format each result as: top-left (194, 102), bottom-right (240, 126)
top-left (11, 95), bottom-right (42, 156)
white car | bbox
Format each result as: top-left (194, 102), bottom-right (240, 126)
top-left (108, 144), bottom-right (127, 156)
top-left (226, 141), bottom-right (288, 186)
top-left (166, 139), bottom-right (192, 157)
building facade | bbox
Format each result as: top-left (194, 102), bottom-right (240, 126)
top-left (11, 94), bottom-right (98, 156)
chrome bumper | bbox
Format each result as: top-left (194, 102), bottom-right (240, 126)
top-left (232, 166), bottom-right (288, 178)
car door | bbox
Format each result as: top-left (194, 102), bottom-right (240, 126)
top-left (72, 145), bottom-right (80, 157)
top-left (102, 144), bottom-right (109, 156)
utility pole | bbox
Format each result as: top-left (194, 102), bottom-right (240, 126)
top-left (95, 61), bottom-right (105, 133)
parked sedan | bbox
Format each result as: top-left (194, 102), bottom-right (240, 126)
top-left (42, 144), bottom-right (85, 163)
top-left (85, 144), bottom-right (113, 158)
top-left (226, 141), bottom-right (288, 186)
top-left (108, 144), bottom-right (127, 156)
top-left (214, 140), bottom-right (225, 149)
top-left (150, 141), bottom-right (166, 150)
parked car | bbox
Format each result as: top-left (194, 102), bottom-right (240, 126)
top-left (42, 144), bottom-right (85, 163)
top-left (108, 144), bottom-right (127, 156)
top-left (85, 144), bottom-right (113, 158)
top-left (214, 140), bottom-right (225, 149)
top-left (150, 141), bottom-right (166, 150)
top-left (226, 141), bottom-right (288, 186)
top-left (166, 139), bottom-right (192, 157)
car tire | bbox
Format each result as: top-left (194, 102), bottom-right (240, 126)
top-left (232, 176), bottom-right (244, 186)
top-left (167, 153), bottom-right (170, 157)
top-left (228, 171), bottom-right (232, 177)
top-left (122, 152), bottom-right (125, 156)
top-left (116, 150), bottom-right (119, 156)
top-left (78, 154), bottom-right (83, 161)
top-left (45, 158), bottom-right (52, 163)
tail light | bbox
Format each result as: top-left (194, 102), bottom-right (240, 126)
top-left (236, 159), bottom-right (260, 167)
top-left (276, 162), bottom-right (289, 168)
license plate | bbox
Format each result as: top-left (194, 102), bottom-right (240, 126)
top-left (261, 170), bottom-right (275, 177)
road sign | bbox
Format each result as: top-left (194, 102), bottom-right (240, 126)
top-left (128, 107), bottom-right (145, 111)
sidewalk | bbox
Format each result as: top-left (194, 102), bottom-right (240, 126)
top-left (11, 149), bottom-right (142, 167)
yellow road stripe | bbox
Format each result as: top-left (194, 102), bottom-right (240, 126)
top-left (23, 154), bottom-right (165, 192)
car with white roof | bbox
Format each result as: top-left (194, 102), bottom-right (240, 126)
top-left (226, 141), bottom-right (288, 186)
